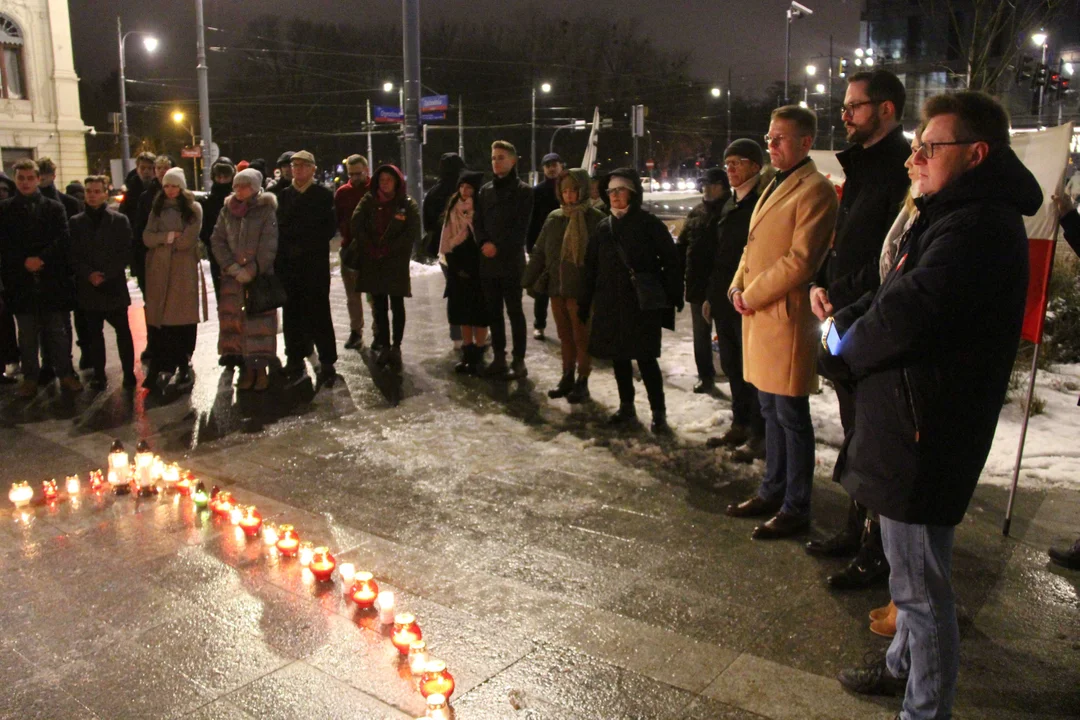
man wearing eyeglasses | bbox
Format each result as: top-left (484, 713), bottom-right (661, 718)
top-left (805, 70), bottom-right (912, 592)
top-left (724, 105), bottom-right (837, 541)
top-left (832, 92), bottom-right (1040, 720)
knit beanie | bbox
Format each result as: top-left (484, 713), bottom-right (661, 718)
top-left (233, 168), bottom-right (264, 191)
top-left (162, 167), bottom-right (187, 189)
top-left (723, 138), bottom-right (765, 167)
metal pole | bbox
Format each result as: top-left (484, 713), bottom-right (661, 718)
top-left (784, 9), bottom-right (792, 104)
top-left (726, 68), bottom-right (733, 147)
top-left (117, 18), bottom-right (131, 178)
top-left (401, 0), bottom-right (424, 236)
top-left (1003, 343), bottom-right (1042, 536)
top-left (195, 0), bottom-right (212, 191)
top-left (458, 95), bottom-right (464, 159)
top-left (366, 99), bottom-right (373, 168)
top-left (1038, 43), bottom-right (1047, 126)
top-left (531, 87), bottom-right (537, 186)
top-left (828, 34), bottom-right (835, 150)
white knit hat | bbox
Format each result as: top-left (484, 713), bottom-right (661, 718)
top-left (162, 167), bottom-right (187, 190)
top-left (607, 175), bottom-right (636, 193)
top-left (233, 168), bottom-right (264, 190)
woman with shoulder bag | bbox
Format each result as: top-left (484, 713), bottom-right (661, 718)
top-left (579, 168), bottom-right (683, 433)
top-left (142, 168), bottom-right (202, 391)
top-left (523, 168), bottom-right (605, 401)
top-left (210, 168), bottom-right (279, 391)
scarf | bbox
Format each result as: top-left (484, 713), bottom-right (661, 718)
top-left (879, 206), bottom-right (918, 281)
top-left (559, 202), bottom-right (589, 266)
top-left (610, 206), bottom-right (629, 219)
top-left (439, 195), bottom-right (474, 255)
top-left (227, 194), bottom-right (251, 218)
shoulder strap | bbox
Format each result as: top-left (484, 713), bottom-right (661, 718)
top-left (608, 223), bottom-right (636, 281)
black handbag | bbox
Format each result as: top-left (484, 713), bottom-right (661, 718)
top-left (244, 273), bottom-right (287, 315)
top-left (611, 232), bottom-right (671, 311)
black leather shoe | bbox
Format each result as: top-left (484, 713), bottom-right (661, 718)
top-left (1049, 537), bottom-right (1080, 570)
top-left (805, 529), bottom-right (861, 558)
top-left (729, 436), bottom-right (766, 463)
top-left (693, 378), bottom-right (715, 394)
top-left (838, 654), bottom-right (907, 697)
top-left (706, 424), bottom-right (749, 449)
top-left (828, 547), bottom-right (890, 590)
top-left (752, 512), bottom-right (810, 539)
top-left (344, 331), bottom-right (361, 350)
top-left (726, 495), bottom-right (783, 518)
top-left (651, 413), bottom-right (672, 435)
top-left (608, 404), bottom-right (638, 426)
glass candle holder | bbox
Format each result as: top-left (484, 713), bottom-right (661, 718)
top-left (338, 563), bottom-right (356, 584)
top-left (419, 659), bottom-right (455, 700)
top-left (239, 506), bottom-right (263, 538)
top-left (349, 572), bottom-right (379, 608)
top-left (177, 472), bottom-right (194, 496)
top-left (108, 439), bottom-right (129, 485)
top-left (42, 480), bottom-right (59, 502)
top-left (297, 541), bottom-right (315, 567)
top-left (309, 547), bottom-right (336, 582)
top-left (276, 525), bottom-right (300, 556)
top-left (425, 693), bottom-right (449, 720)
top-left (162, 463), bottom-right (180, 490)
top-left (65, 475), bottom-right (80, 495)
top-left (8, 482), bottom-right (33, 508)
top-left (229, 505), bottom-right (244, 525)
top-left (192, 482), bottom-right (210, 509)
top-left (391, 613), bottom-right (422, 655)
top-left (88, 470), bottom-right (106, 492)
top-left (134, 440), bottom-right (154, 489)
top-left (213, 491), bottom-right (235, 518)
top-left (262, 521), bottom-right (279, 546)
top-left (408, 640), bottom-right (428, 675)
top-left (376, 591), bottom-right (395, 624)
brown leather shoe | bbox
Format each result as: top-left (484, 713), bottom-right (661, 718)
top-left (726, 495), bottom-right (783, 518)
top-left (253, 367), bottom-right (270, 392)
top-left (869, 600), bottom-right (894, 623)
top-left (869, 601), bottom-right (897, 638)
top-left (59, 375), bottom-right (84, 393)
top-left (752, 512), bottom-right (810, 540)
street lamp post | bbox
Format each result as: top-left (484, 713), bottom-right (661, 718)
top-left (531, 82), bottom-right (551, 185)
top-left (1033, 30), bottom-right (1049, 126)
top-left (172, 112), bottom-right (198, 182)
top-left (784, 2), bottom-right (813, 104)
top-left (116, 17), bottom-right (158, 178)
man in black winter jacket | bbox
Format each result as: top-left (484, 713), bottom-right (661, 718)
top-left (475, 140), bottom-right (533, 380)
top-left (132, 155), bottom-right (174, 362)
top-left (806, 70), bottom-right (912, 591)
top-left (525, 153), bottom-right (563, 340)
top-left (38, 157), bottom-right (87, 372)
top-left (833, 92), bottom-right (1040, 720)
top-left (276, 150), bottom-right (338, 386)
top-left (118, 152), bottom-right (156, 231)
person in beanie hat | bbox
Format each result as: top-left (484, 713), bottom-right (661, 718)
top-left (439, 169), bottom-right (488, 374)
top-left (335, 154), bottom-right (372, 349)
top-left (141, 165), bottom-right (202, 391)
top-left (65, 181), bottom-right (86, 211)
top-left (703, 139), bottom-right (770, 461)
top-left (579, 168), bottom-right (683, 433)
top-left (676, 165), bottom-right (730, 395)
top-left (525, 152), bottom-right (564, 340)
top-left (276, 149), bottom-right (338, 386)
top-left (210, 168), bottom-right (279, 391)
top-left (267, 151), bottom-right (295, 195)
top-left (200, 157), bottom-right (237, 312)
top-left (424, 153), bottom-right (467, 349)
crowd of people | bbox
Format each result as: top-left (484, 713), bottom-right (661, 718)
top-left (2, 67), bottom-right (1079, 720)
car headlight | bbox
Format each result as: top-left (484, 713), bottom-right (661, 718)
top-left (661, 181), bottom-right (672, 191)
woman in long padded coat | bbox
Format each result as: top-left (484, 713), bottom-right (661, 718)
top-left (579, 168), bottom-right (683, 434)
top-left (143, 167), bottom-right (202, 391)
top-left (210, 168), bottom-right (279, 391)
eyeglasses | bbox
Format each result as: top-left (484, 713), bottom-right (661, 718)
top-left (723, 159), bottom-right (752, 170)
top-left (764, 134), bottom-right (804, 146)
top-left (911, 140), bottom-right (978, 159)
top-left (605, 187), bottom-right (632, 196)
top-left (840, 100), bottom-right (879, 116)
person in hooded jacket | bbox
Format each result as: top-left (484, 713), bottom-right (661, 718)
top-left (526, 153), bottom-right (564, 341)
top-left (425, 153), bottom-right (467, 348)
top-left (349, 165), bottom-right (420, 368)
top-left (831, 92), bottom-right (1041, 720)
top-left (211, 168), bottom-right (279, 391)
top-left (199, 157), bottom-right (236, 303)
top-left (439, 169), bottom-right (487, 374)
top-left (142, 167), bottom-right (202, 391)
top-left (336, 154), bottom-right (372, 349)
top-left (0, 171), bottom-right (19, 381)
top-left (579, 168), bottom-right (683, 433)
top-left (523, 168), bottom-right (605, 402)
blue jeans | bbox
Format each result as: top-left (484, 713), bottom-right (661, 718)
top-left (757, 391), bottom-right (814, 517)
top-left (881, 516), bottom-right (958, 720)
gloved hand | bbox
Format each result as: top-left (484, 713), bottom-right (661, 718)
top-left (234, 266), bottom-right (256, 285)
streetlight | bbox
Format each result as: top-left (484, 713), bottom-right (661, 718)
top-left (531, 82), bottom-right (552, 185)
top-left (383, 81), bottom-right (394, 93)
top-left (172, 111), bottom-right (198, 181)
top-left (1033, 29), bottom-right (1049, 125)
top-left (784, 2), bottom-right (814, 103)
top-left (711, 87), bottom-right (722, 98)
top-left (803, 65), bottom-right (817, 103)
top-left (116, 17), bottom-right (158, 177)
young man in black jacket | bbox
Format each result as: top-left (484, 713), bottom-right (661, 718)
top-left (276, 150), bottom-right (338, 386)
top-left (199, 158), bottom-right (236, 301)
top-left (806, 70), bottom-right (912, 591)
top-left (475, 141), bottom-right (533, 380)
top-left (69, 176), bottom-right (135, 390)
top-left (525, 152), bottom-right (563, 340)
top-left (833, 92), bottom-right (1040, 720)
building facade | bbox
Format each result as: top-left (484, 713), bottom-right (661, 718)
top-left (0, 0), bottom-right (87, 182)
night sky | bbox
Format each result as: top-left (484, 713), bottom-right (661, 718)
top-left (71, 0), bottom-right (862, 98)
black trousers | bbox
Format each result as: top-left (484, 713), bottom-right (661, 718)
top-left (533, 292), bottom-right (549, 330)
top-left (481, 276), bottom-right (526, 360)
top-left (613, 357), bottom-right (665, 414)
top-left (0, 301), bottom-right (18, 364)
top-left (84, 308), bottom-right (135, 376)
top-left (153, 324), bottom-right (196, 374)
top-left (282, 266), bottom-right (337, 366)
top-left (689, 302), bottom-right (716, 381)
top-left (834, 379), bottom-right (856, 437)
top-left (715, 300), bottom-right (765, 437)
top-left (372, 295), bottom-right (406, 348)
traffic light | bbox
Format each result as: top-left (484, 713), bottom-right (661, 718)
top-left (1048, 70), bottom-right (1061, 93)
top-left (1016, 54), bottom-right (1034, 84)
top-left (1033, 62), bottom-right (1049, 89)
top-left (839, 57), bottom-right (848, 79)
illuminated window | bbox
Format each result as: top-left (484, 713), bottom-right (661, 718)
top-left (0, 15), bottom-right (26, 100)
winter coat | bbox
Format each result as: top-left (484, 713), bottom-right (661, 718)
top-left (117, 169), bottom-right (145, 226)
top-left (210, 191), bottom-right (279, 359)
top-left (132, 178), bottom-right (162, 281)
top-left (69, 206), bottom-right (132, 313)
top-left (39, 183), bottom-right (81, 220)
top-left (349, 166), bottom-right (419, 297)
top-left (580, 170), bottom-right (682, 361)
top-left (526, 176), bottom-right (560, 253)
top-left (335, 177), bottom-right (370, 248)
top-left (474, 168), bottom-right (533, 280)
top-left (676, 195), bottom-right (727, 304)
top-left (0, 172), bottom-right (15, 197)
top-left (143, 195), bottom-right (202, 326)
top-left (0, 191), bottom-right (73, 314)
top-left (705, 182), bottom-right (763, 309)
top-left (522, 169), bottom-right (604, 299)
top-left (275, 182), bottom-right (336, 279)
top-left (729, 159), bottom-right (837, 397)
top-left (833, 147), bottom-right (1041, 526)
top-left (199, 181), bottom-right (232, 251)
top-left (423, 153), bottom-right (466, 244)
top-left (815, 125), bottom-right (911, 311)
top-left (1060, 208), bottom-right (1080, 257)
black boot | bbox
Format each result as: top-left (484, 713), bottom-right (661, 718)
top-left (1049, 536), bottom-right (1080, 570)
top-left (806, 500), bottom-right (865, 557)
top-left (651, 410), bottom-right (672, 435)
top-left (547, 370), bottom-right (575, 399)
top-left (455, 345), bottom-right (475, 374)
top-left (608, 403), bottom-right (638, 425)
top-left (566, 375), bottom-right (590, 403)
top-left (483, 353), bottom-right (508, 378)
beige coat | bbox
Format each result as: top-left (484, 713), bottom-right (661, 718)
top-left (143, 196), bottom-right (203, 327)
top-left (729, 160), bottom-right (837, 397)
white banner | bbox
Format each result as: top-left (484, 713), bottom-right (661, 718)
top-left (1011, 123), bottom-right (1073, 240)
top-left (580, 107), bottom-right (600, 172)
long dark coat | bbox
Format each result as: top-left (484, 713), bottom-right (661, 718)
top-left (69, 207), bottom-right (133, 313)
top-left (143, 196), bottom-right (203, 327)
top-left (0, 191), bottom-right (72, 314)
top-left (349, 167), bottom-right (420, 298)
top-left (580, 199), bottom-right (682, 360)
